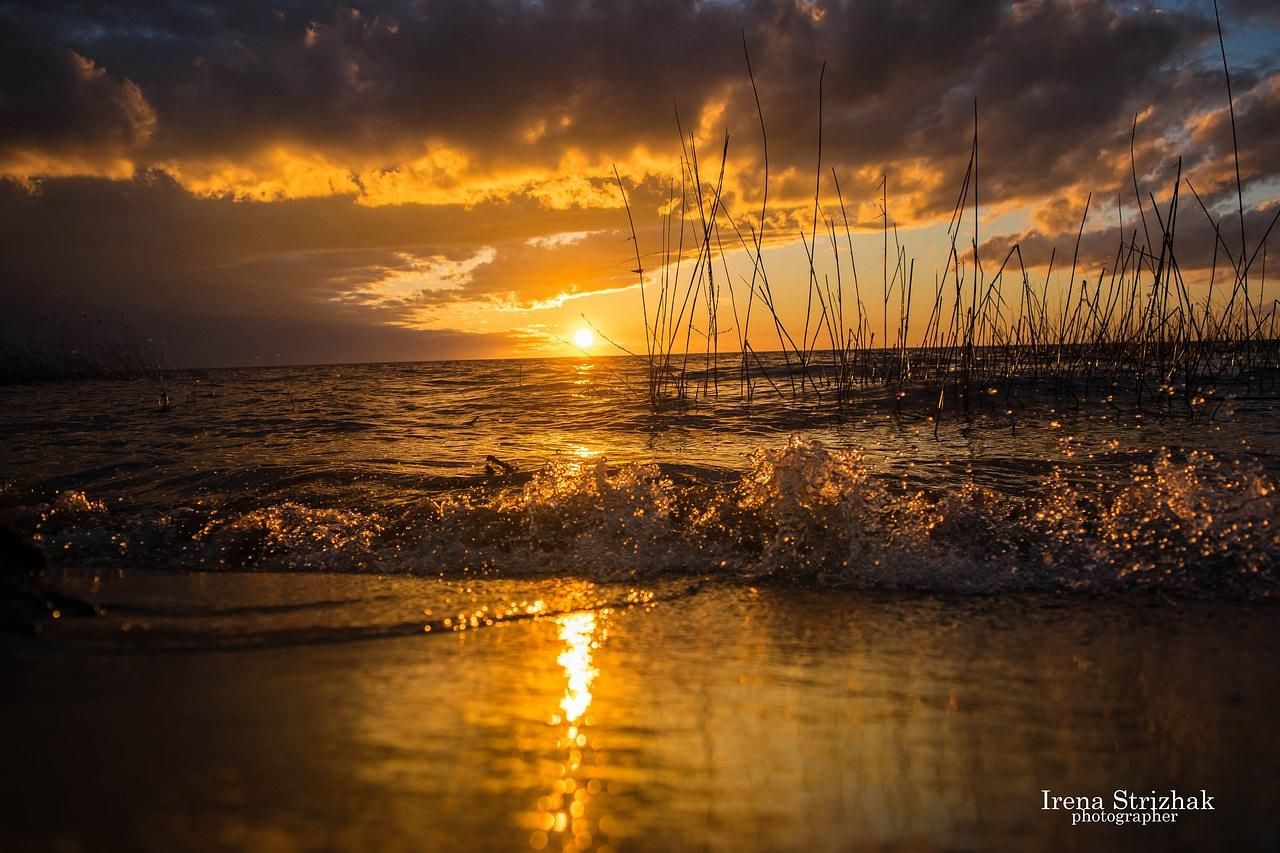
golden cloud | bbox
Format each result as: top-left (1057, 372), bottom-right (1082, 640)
top-left (152, 141), bottom-right (684, 211)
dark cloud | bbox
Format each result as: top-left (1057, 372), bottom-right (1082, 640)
top-left (0, 172), bottom-right (620, 363)
top-left (0, 15), bottom-right (154, 178)
top-left (978, 194), bottom-right (1280, 284)
top-left (0, 1), bottom-right (1249, 198)
top-left (1225, 0), bottom-right (1280, 27)
top-left (0, 0), bottom-right (1277, 363)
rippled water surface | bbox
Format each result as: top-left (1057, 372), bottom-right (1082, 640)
top-left (1, 357), bottom-right (1278, 850)
top-left (2, 357), bottom-right (1278, 593)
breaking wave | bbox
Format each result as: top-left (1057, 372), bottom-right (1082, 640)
top-left (17, 440), bottom-right (1280, 599)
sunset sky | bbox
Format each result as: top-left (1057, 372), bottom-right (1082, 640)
top-left (2, 0), bottom-right (1279, 366)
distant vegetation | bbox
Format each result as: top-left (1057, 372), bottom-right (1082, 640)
top-left (0, 320), bottom-right (166, 385)
top-left (609, 16), bottom-right (1279, 422)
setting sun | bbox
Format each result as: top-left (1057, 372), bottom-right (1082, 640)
top-left (572, 327), bottom-right (595, 350)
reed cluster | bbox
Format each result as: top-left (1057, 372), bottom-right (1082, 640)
top-left (611, 21), bottom-right (1278, 421)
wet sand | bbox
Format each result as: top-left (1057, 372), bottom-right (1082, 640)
top-left (1, 572), bottom-right (1278, 851)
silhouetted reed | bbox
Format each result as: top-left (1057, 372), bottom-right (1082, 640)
top-left (609, 16), bottom-right (1279, 423)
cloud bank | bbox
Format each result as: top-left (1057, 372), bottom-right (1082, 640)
top-left (0, 0), bottom-right (1277, 363)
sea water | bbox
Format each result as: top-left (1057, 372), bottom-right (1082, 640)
top-left (1, 355), bottom-right (1278, 850)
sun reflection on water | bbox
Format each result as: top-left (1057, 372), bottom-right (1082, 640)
top-left (526, 610), bottom-right (613, 852)
top-left (556, 613), bottom-right (598, 725)
top-left (572, 360), bottom-right (594, 388)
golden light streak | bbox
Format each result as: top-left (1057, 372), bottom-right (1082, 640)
top-left (525, 610), bottom-right (610, 851)
top-left (556, 612), bottom-right (598, 725)
top-left (152, 142), bottom-right (677, 208)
